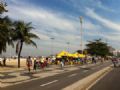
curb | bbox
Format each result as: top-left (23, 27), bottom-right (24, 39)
top-left (62, 65), bottom-right (113, 90)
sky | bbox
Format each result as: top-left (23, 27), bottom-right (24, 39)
top-left (2, 0), bottom-right (120, 56)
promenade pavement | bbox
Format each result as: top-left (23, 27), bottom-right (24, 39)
top-left (0, 62), bottom-right (107, 88)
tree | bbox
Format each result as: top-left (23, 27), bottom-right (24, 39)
top-left (86, 39), bottom-right (110, 57)
top-left (0, 1), bottom-right (7, 14)
top-left (0, 1), bottom-right (13, 54)
top-left (0, 16), bottom-right (14, 53)
top-left (76, 50), bottom-right (87, 54)
top-left (13, 21), bottom-right (39, 68)
top-left (76, 50), bottom-right (82, 54)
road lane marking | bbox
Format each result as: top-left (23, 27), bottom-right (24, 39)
top-left (40, 80), bottom-right (58, 87)
top-left (68, 73), bottom-right (77, 77)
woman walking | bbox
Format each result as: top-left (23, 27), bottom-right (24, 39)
top-left (26, 56), bottom-right (32, 72)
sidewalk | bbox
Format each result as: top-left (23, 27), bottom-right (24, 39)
top-left (0, 62), bottom-right (103, 87)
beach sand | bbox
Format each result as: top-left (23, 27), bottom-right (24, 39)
top-left (0, 58), bottom-right (28, 72)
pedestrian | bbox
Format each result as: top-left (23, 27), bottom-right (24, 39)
top-left (3, 57), bottom-right (6, 66)
top-left (92, 57), bottom-right (96, 64)
top-left (33, 58), bottom-right (37, 71)
top-left (40, 57), bottom-right (44, 69)
top-left (26, 56), bottom-right (32, 72)
top-left (112, 57), bottom-right (118, 67)
top-left (60, 60), bottom-right (64, 69)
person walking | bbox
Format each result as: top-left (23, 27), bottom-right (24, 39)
top-left (26, 56), bottom-right (32, 72)
top-left (112, 57), bottom-right (118, 67)
top-left (60, 60), bottom-right (64, 69)
top-left (33, 58), bottom-right (37, 71)
top-left (92, 56), bottom-right (96, 64)
top-left (3, 57), bottom-right (6, 66)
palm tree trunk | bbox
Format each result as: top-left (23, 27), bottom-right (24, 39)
top-left (18, 41), bottom-right (23, 68)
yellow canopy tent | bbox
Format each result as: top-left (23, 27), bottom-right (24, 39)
top-left (72, 53), bottom-right (85, 58)
top-left (67, 53), bottom-right (73, 57)
top-left (57, 55), bottom-right (62, 58)
top-left (57, 51), bottom-right (69, 58)
top-left (57, 51), bottom-right (86, 58)
top-left (78, 54), bottom-right (85, 58)
top-left (72, 53), bottom-right (79, 58)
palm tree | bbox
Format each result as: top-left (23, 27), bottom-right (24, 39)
top-left (0, 16), bottom-right (13, 54)
top-left (0, 1), bottom-right (13, 54)
top-left (0, 1), bottom-right (7, 14)
top-left (13, 21), bottom-right (39, 68)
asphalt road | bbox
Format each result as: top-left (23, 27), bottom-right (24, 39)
top-left (1, 61), bottom-right (111, 90)
top-left (90, 66), bottom-right (120, 90)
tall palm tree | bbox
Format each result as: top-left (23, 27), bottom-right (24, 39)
top-left (13, 21), bottom-right (39, 68)
top-left (0, 16), bottom-right (13, 54)
top-left (0, 1), bottom-right (13, 54)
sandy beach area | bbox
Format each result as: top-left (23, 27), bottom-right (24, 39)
top-left (0, 58), bottom-right (28, 72)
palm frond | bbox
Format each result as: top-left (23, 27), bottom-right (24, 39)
top-left (25, 39), bottom-right (37, 48)
top-left (30, 40), bottom-right (37, 48)
top-left (28, 33), bottom-right (40, 39)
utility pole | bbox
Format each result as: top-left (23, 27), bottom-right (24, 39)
top-left (80, 16), bottom-right (83, 54)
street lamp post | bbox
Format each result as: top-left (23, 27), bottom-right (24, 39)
top-left (50, 37), bottom-right (54, 56)
top-left (80, 16), bottom-right (83, 54)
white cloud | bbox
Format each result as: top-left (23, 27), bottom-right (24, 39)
top-left (84, 20), bottom-right (101, 31)
top-left (7, 5), bottom-right (77, 32)
top-left (102, 33), bottom-right (120, 42)
top-left (31, 31), bottom-right (50, 41)
top-left (65, 0), bottom-right (115, 13)
top-left (84, 8), bottom-right (120, 49)
top-left (96, 0), bottom-right (116, 12)
top-left (9, 0), bottom-right (18, 3)
top-left (86, 8), bottom-right (120, 32)
top-left (4, 1), bottom-right (107, 56)
top-left (7, 4), bottom-right (100, 38)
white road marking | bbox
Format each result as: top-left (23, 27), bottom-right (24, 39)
top-left (40, 80), bottom-right (58, 87)
top-left (68, 73), bottom-right (77, 77)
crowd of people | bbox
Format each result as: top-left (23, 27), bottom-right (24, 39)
top-left (0, 55), bottom-right (119, 73)
top-left (26, 56), bottom-right (49, 72)
top-left (25, 55), bottom-right (111, 72)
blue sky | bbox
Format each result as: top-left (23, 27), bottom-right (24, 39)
top-left (2, 0), bottom-right (120, 56)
